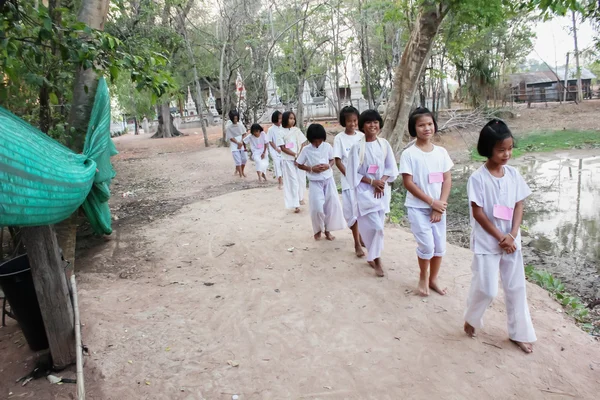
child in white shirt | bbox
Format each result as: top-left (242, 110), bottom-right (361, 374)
top-left (225, 110), bottom-right (247, 178)
top-left (267, 111), bottom-right (283, 189)
top-left (276, 111), bottom-right (308, 213)
top-left (244, 123), bottom-right (269, 182)
top-left (463, 119), bottom-right (536, 354)
top-left (297, 124), bottom-right (346, 240)
top-left (400, 107), bottom-right (453, 296)
top-left (333, 106), bottom-right (365, 257)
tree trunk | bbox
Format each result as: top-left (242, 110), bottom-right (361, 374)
top-left (67, 0), bottom-right (110, 153)
top-left (157, 102), bottom-right (172, 138)
top-left (297, 76), bottom-right (305, 131)
top-left (219, 41), bottom-right (228, 145)
top-left (381, 2), bottom-right (447, 154)
top-left (571, 10), bottom-right (583, 103)
top-left (21, 226), bottom-right (75, 369)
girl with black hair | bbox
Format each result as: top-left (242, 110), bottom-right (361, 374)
top-left (267, 111), bottom-right (284, 189)
top-left (463, 119), bottom-right (536, 354)
top-left (296, 124), bottom-right (346, 240)
top-left (244, 123), bottom-right (269, 182)
top-left (346, 110), bottom-right (398, 277)
top-left (333, 106), bottom-right (366, 257)
top-left (225, 110), bottom-right (247, 178)
top-left (276, 111), bottom-right (308, 213)
top-left (399, 107), bottom-right (453, 297)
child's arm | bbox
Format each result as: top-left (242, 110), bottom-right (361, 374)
top-left (498, 200), bottom-right (524, 253)
top-left (402, 174), bottom-right (447, 213)
top-left (280, 146), bottom-right (296, 157)
top-left (471, 202), bottom-right (505, 244)
top-left (335, 158), bottom-right (346, 176)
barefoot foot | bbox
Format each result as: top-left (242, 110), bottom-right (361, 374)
top-left (324, 231), bottom-right (335, 241)
top-left (300, 200), bottom-right (306, 205)
top-left (355, 245), bottom-right (365, 258)
top-left (429, 279), bottom-right (447, 296)
top-left (314, 232), bottom-right (322, 240)
top-left (464, 322), bottom-right (476, 338)
top-left (418, 279), bottom-right (429, 296)
top-left (294, 207), bottom-right (301, 214)
top-left (510, 339), bottom-right (533, 354)
top-left (367, 261), bottom-right (376, 269)
top-left (374, 264), bottom-right (384, 277)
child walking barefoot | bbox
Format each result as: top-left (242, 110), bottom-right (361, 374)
top-left (400, 108), bottom-right (453, 296)
top-left (346, 110), bottom-right (398, 277)
top-left (276, 111), bottom-right (307, 213)
top-left (333, 106), bottom-right (365, 257)
top-left (296, 124), bottom-right (346, 240)
top-left (267, 111), bottom-right (284, 189)
top-left (244, 123), bottom-right (269, 182)
top-left (225, 110), bottom-right (247, 178)
top-left (463, 119), bottom-right (536, 354)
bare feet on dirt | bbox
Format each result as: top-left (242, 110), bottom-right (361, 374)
top-left (368, 261), bottom-right (376, 269)
top-left (418, 278), bottom-right (429, 296)
top-left (355, 244), bottom-right (365, 257)
top-left (510, 339), bottom-right (534, 354)
top-left (324, 231), bottom-right (335, 241)
top-left (464, 322), bottom-right (476, 338)
top-left (314, 232), bottom-right (322, 240)
top-left (300, 200), bottom-right (306, 205)
top-left (294, 207), bottom-right (301, 213)
top-left (374, 259), bottom-right (384, 277)
top-left (429, 279), bottom-right (447, 295)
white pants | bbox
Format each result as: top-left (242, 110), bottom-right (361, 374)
top-left (252, 152), bottom-right (269, 173)
top-left (232, 151), bottom-right (247, 166)
top-left (464, 251), bottom-right (537, 343)
top-left (269, 150), bottom-right (283, 178)
top-left (282, 160), bottom-right (300, 209)
top-left (309, 178), bottom-right (346, 234)
top-left (342, 189), bottom-right (359, 227)
top-left (407, 207), bottom-right (446, 260)
top-left (297, 168), bottom-right (306, 202)
top-left (357, 210), bottom-right (385, 262)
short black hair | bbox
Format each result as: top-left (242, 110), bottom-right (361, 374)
top-left (306, 123), bottom-right (327, 143)
top-left (250, 123), bottom-right (263, 134)
top-left (282, 111), bottom-right (296, 128)
top-left (477, 119), bottom-right (515, 158)
top-left (408, 107), bottom-right (438, 137)
top-left (339, 106), bottom-right (359, 127)
top-left (271, 111), bottom-right (282, 124)
top-left (358, 109), bottom-right (383, 132)
top-left (228, 109), bottom-right (239, 122)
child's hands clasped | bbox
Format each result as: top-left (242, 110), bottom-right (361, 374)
top-left (372, 180), bottom-right (386, 198)
top-left (430, 210), bottom-right (443, 223)
top-left (312, 164), bottom-right (329, 173)
top-left (431, 199), bottom-right (447, 213)
top-left (499, 234), bottom-right (517, 254)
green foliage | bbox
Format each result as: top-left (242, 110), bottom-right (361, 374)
top-left (524, 266), bottom-right (592, 326)
top-left (470, 129), bottom-right (600, 160)
top-left (388, 186), bottom-right (407, 224)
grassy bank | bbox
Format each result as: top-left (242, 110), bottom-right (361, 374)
top-left (471, 129), bottom-right (600, 160)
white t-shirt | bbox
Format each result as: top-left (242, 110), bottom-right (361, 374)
top-left (296, 142), bottom-right (334, 181)
top-left (399, 144), bottom-right (454, 208)
top-left (266, 125), bottom-right (281, 155)
top-left (333, 130), bottom-right (364, 191)
top-left (226, 123), bottom-right (246, 152)
top-left (467, 164), bottom-right (532, 254)
top-left (276, 127), bottom-right (307, 161)
top-left (243, 132), bottom-right (268, 155)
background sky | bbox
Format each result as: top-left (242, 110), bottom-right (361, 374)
top-left (530, 15), bottom-right (596, 67)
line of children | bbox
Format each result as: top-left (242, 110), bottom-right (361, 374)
top-left (296, 124), bottom-right (346, 240)
top-left (244, 123), bottom-right (269, 182)
top-left (276, 111), bottom-right (308, 213)
top-left (267, 111), bottom-right (284, 189)
top-left (333, 106), bottom-right (366, 258)
top-left (225, 110), bottom-right (247, 178)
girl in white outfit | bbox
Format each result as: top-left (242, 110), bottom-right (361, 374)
top-left (296, 123), bottom-right (346, 240)
top-left (346, 110), bottom-right (399, 277)
top-left (400, 108), bottom-right (453, 297)
top-left (267, 111), bottom-right (284, 189)
top-left (333, 106), bottom-right (365, 257)
top-left (463, 119), bottom-right (536, 354)
top-left (244, 123), bottom-right (269, 182)
top-left (225, 110), bottom-right (247, 178)
top-left (276, 111), bottom-right (307, 213)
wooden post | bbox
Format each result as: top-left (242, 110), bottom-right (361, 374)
top-left (563, 53), bottom-right (570, 103)
top-left (21, 226), bottom-right (76, 369)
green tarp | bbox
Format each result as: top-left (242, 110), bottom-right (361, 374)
top-left (0, 77), bottom-right (117, 234)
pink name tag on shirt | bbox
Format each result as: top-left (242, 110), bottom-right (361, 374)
top-left (493, 205), bottom-right (514, 221)
top-left (367, 164), bottom-right (379, 174)
top-left (428, 172), bottom-right (444, 183)
top-left (257, 143), bottom-right (264, 149)
top-left (285, 142), bottom-right (294, 149)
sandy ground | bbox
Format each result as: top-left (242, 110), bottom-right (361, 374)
top-left (2, 103), bottom-right (600, 399)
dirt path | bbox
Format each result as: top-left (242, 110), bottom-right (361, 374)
top-left (69, 134), bottom-right (600, 399)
